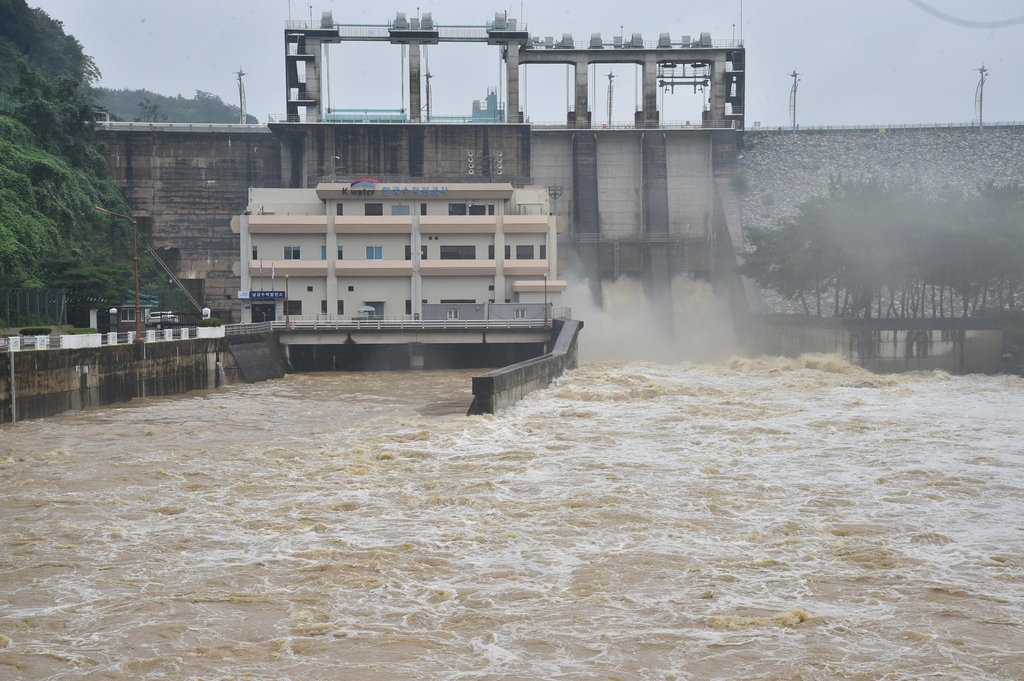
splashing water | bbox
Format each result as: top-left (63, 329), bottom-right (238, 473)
top-left (1, 359), bottom-right (1023, 679)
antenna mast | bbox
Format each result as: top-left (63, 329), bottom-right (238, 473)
top-left (975, 64), bottom-right (989, 127)
top-left (424, 45), bottom-right (433, 121)
top-left (789, 69), bottom-right (801, 130)
top-left (606, 71), bottom-right (615, 127)
top-left (235, 67), bottom-right (247, 124)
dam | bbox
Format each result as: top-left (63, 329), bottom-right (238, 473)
top-left (95, 9), bottom-right (747, 322)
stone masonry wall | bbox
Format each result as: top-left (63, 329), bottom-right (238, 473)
top-left (738, 126), bottom-right (1024, 313)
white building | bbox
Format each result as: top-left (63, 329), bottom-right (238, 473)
top-left (231, 181), bottom-right (566, 324)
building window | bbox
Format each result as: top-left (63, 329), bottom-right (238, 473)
top-left (448, 203), bottom-right (467, 216)
top-left (120, 308), bottom-right (136, 322)
top-left (504, 245), bottom-right (511, 260)
top-left (320, 245), bottom-right (327, 260)
top-left (405, 245), bottom-right (428, 260)
top-left (516, 245), bottom-right (534, 260)
top-left (336, 203), bottom-right (344, 216)
top-left (321, 299), bottom-right (327, 314)
top-left (252, 245), bottom-right (258, 260)
top-left (440, 245), bottom-right (475, 260)
top-left (364, 203), bottom-right (383, 216)
top-left (514, 307), bottom-right (527, 319)
top-left (468, 204), bottom-right (487, 216)
top-left (337, 300), bottom-right (345, 315)
top-left (286, 300), bottom-right (302, 315)
top-left (306, 285), bottom-right (313, 292)
top-left (284, 246), bottom-right (300, 260)
top-left (391, 204), bottom-right (411, 216)
top-left (488, 204), bottom-right (495, 215)
top-left (365, 246), bottom-right (383, 260)
top-left (446, 308), bottom-right (460, 320)
top-left (405, 300), bottom-right (412, 315)
top-left (337, 246), bottom-right (344, 260)
top-left (540, 244), bottom-right (547, 259)
top-left (348, 285), bottom-right (354, 292)
top-left (488, 284), bottom-right (494, 291)
top-left (488, 244), bottom-right (494, 260)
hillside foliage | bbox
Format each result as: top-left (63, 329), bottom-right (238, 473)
top-left (92, 87), bottom-right (259, 124)
top-left (0, 0), bottom-right (99, 91)
top-left (0, 59), bottom-right (133, 302)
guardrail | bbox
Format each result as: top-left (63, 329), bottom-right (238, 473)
top-left (226, 318), bottom-right (554, 334)
top-left (267, 114), bottom-right (736, 129)
top-left (96, 122), bottom-right (271, 133)
top-left (532, 120), bottom-right (736, 130)
top-left (1, 326), bottom-right (225, 352)
top-left (754, 122), bottom-right (1024, 133)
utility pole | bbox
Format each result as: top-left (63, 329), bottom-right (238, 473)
top-left (975, 64), bottom-right (989, 129)
top-left (235, 67), bottom-right (247, 124)
top-left (606, 71), bottom-right (615, 127)
top-left (789, 69), bottom-right (801, 131)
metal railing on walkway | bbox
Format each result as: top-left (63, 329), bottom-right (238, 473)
top-left (96, 122), bottom-right (272, 133)
top-left (1, 326), bottom-right (225, 352)
top-left (226, 318), bottom-right (554, 334)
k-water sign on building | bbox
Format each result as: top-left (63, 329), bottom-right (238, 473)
top-left (332, 178), bottom-right (450, 196)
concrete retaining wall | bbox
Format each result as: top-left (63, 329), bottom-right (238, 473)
top-left (0, 339), bottom-right (226, 424)
top-left (224, 333), bottom-right (290, 382)
top-left (747, 315), bottom-right (1003, 374)
top-left (468, 320), bottom-right (582, 415)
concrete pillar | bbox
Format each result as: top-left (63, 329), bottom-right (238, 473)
top-left (326, 204), bottom-right (338, 315)
top-left (495, 200), bottom-right (506, 300)
top-left (642, 54), bottom-right (659, 127)
top-left (240, 214), bottom-right (251, 323)
top-left (409, 42), bottom-right (421, 122)
top-left (574, 58), bottom-right (589, 128)
top-left (547, 213), bottom-right (557, 281)
top-left (412, 210), bottom-right (423, 317)
top-left (506, 44), bottom-right (520, 123)
top-left (304, 39), bottom-right (323, 121)
top-left (710, 57), bottom-right (727, 125)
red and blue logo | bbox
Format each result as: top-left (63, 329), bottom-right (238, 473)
top-left (351, 177), bottom-right (379, 189)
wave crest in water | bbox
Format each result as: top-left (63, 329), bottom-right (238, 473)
top-left (1, 365), bottom-right (1024, 679)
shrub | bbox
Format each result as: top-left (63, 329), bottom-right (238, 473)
top-left (67, 327), bottom-right (98, 334)
top-left (19, 326), bottom-right (51, 335)
top-left (197, 317), bottom-right (222, 327)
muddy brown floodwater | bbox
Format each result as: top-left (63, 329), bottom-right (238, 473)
top-left (2, 357), bottom-right (1024, 680)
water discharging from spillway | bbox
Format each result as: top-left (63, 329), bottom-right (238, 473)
top-left (3, 358), bottom-right (1024, 679)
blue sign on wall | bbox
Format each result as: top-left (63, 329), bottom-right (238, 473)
top-left (239, 290), bottom-right (285, 300)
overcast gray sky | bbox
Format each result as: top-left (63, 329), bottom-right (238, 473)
top-left (34, 0), bottom-right (1024, 126)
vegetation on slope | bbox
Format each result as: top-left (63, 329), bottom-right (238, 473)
top-left (92, 87), bottom-right (258, 124)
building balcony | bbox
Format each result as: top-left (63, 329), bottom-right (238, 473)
top-left (248, 215), bottom-right (329, 233)
top-left (248, 260), bottom-right (329, 277)
top-left (334, 260), bottom-right (413, 276)
top-left (420, 260), bottom-right (497, 276)
top-left (335, 216), bottom-right (413, 233)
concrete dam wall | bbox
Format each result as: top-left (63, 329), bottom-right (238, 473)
top-left (96, 126), bottom-right (283, 321)
top-left (740, 125), bottom-right (1024, 235)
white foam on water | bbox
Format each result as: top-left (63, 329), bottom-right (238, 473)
top-left (1, 363), bottom-right (1024, 679)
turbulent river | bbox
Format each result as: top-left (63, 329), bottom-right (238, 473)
top-left (2, 356), bottom-right (1024, 679)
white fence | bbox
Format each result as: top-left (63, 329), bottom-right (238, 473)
top-left (2, 326), bottom-right (225, 352)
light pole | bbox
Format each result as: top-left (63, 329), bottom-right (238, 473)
top-left (543, 273), bottom-right (549, 329)
top-left (95, 206), bottom-right (170, 341)
top-left (285, 274), bottom-right (291, 329)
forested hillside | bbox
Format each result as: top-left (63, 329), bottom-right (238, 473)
top-left (92, 87), bottom-right (258, 124)
top-left (0, 1), bottom-right (134, 301)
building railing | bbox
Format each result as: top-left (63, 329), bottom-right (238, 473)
top-left (533, 120), bottom-right (736, 130)
top-left (523, 38), bottom-right (742, 50)
top-left (268, 113), bottom-right (736, 129)
top-left (226, 313), bottom-right (567, 335)
top-left (96, 122), bottom-right (272, 133)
